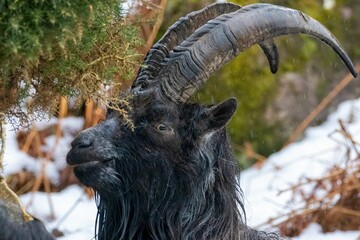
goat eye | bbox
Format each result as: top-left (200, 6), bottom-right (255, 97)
top-left (156, 123), bottom-right (169, 132)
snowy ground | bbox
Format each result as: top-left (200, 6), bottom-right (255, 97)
top-left (241, 98), bottom-right (360, 239)
top-left (2, 99), bottom-right (360, 239)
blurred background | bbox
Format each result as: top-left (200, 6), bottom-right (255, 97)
top-left (0, 0), bottom-right (359, 239)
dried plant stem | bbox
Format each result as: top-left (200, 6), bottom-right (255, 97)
top-left (284, 65), bottom-right (360, 147)
top-left (266, 121), bottom-right (360, 236)
top-left (235, 143), bottom-right (267, 163)
top-left (87, 54), bottom-right (140, 67)
top-left (277, 167), bottom-right (345, 195)
top-left (0, 112), bottom-right (33, 222)
top-left (25, 127), bottom-right (56, 220)
top-left (0, 112), bottom-right (5, 171)
top-left (84, 99), bottom-right (95, 129)
top-left (333, 206), bottom-right (360, 217)
top-left (21, 129), bottom-right (37, 152)
top-left (145, 0), bottom-right (167, 51)
top-left (58, 96), bottom-right (68, 120)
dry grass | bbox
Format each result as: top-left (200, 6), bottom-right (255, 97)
top-left (267, 119), bottom-right (360, 237)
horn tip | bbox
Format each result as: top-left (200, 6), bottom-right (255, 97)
top-left (351, 70), bottom-right (358, 78)
top-left (270, 65), bottom-right (278, 74)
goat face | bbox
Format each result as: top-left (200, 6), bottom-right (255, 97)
top-left (67, 98), bottom-right (237, 198)
top-left (66, 98), bottom-right (242, 240)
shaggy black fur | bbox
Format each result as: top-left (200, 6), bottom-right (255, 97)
top-left (67, 99), bottom-right (280, 240)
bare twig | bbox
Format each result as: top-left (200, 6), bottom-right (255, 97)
top-left (0, 112), bottom-right (5, 171)
top-left (144, 0), bottom-right (168, 51)
top-left (264, 120), bottom-right (360, 236)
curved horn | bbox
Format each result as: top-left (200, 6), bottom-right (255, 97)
top-left (132, 3), bottom-right (280, 92)
top-left (152, 3), bottom-right (357, 103)
top-left (131, 3), bottom-right (240, 92)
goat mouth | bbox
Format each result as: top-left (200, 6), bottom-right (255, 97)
top-left (66, 147), bottom-right (114, 167)
top-left (71, 161), bottom-right (98, 168)
top-left (70, 159), bottom-right (114, 168)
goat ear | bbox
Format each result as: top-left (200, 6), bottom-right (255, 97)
top-left (201, 97), bottom-right (237, 133)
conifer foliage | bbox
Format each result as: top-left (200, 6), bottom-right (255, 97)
top-left (0, 0), bottom-right (143, 124)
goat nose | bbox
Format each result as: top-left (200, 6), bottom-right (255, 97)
top-left (71, 135), bottom-right (93, 149)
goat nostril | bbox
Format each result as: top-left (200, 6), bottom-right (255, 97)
top-left (71, 138), bottom-right (93, 149)
top-left (77, 142), bottom-right (92, 149)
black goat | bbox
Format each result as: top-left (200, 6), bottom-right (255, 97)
top-left (0, 2), bottom-right (357, 240)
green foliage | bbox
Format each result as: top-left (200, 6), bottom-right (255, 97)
top-left (0, 0), bottom-right (94, 69)
top-left (0, 0), bottom-right (143, 125)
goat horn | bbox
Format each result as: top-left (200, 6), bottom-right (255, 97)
top-left (132, 3), bottom-right (240, 92)
top-left (132, 3), bottom-right (280, 93)
top-left (259, 39), bottom-right (279, 74)
top-left (154, 3), bottom-right (357, 103)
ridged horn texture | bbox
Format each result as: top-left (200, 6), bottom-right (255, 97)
top-left (132, 2), bottom-right (281, 94)
top-left (132, 2), bottom-right (241, 92)
top-left (136, 3), bottom-right (357, 104)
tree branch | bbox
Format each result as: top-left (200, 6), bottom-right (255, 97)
top-left (0, 112), bottom-right (33, 223)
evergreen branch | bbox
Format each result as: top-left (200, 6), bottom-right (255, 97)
top-left (87, 54), bottom-right (141, 67)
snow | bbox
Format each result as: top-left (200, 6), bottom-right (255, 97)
top-left (293, 224), bottom-right (360, 240)
top-left (3, 117), bottom-right (84, 183)
top-left (2, 99), bottom-right (360, 239)
top-left (241, 99), bottom-right (360, 239)
top-left (20, 185), bottom-right (97, 240)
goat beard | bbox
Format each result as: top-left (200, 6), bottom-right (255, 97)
top-left (90, 165), bottom-right (248, 240)
top-left (92, 172), bottom-right (280, 240)
top-left (74, 161), bottom-right (122, 195)
top-left (84, 142), bottom-right (281, 239)
top-left (93, 169), bottom-right (177, 240)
